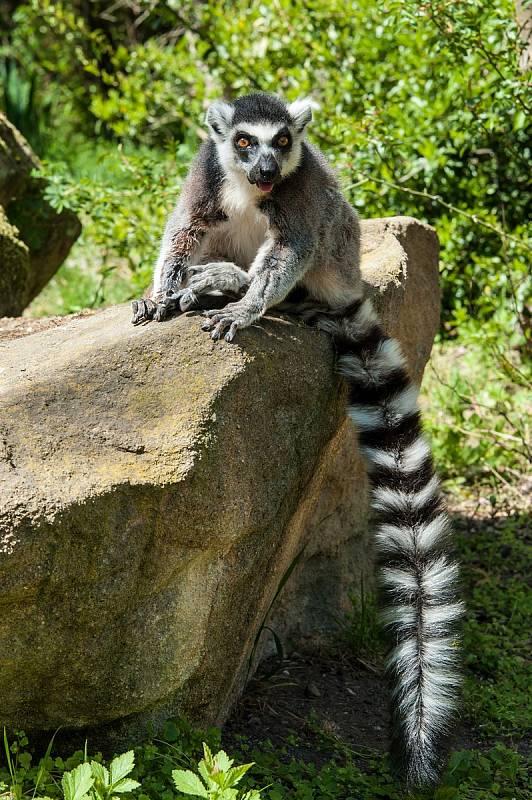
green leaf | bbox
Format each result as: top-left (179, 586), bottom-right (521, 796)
top-left (201, 742), bottom-right (214, 770)
top-left (90, 762), bottom-right (109, 788)
top-left (217, 791), bottom-right (237, 800)
top-left (213, 750), bottom-right (233, 773)
top-left (109, 752), bottom-right (135, 785)
top-left (224, 764), bottom-right (254, 788)
top-left (112, 779), bottom-right (141, 793)
top-left (61, 763), bottom-right (94, 800)
top-left (197, 761), bottom-right (216, 791)
top-left (171, 770), bottom-right (208, 798)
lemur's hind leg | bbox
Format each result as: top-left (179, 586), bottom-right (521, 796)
top-left (174, 262), bottom-right (250, 311)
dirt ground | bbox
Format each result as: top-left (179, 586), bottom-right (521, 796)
top-left (223, 647), bottom-right (491, 766)
top-left (224, 487), bottom-right (531, 764)
top-left (224, 647), bottom-right (390, 765)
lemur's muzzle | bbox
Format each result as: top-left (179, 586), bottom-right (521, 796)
top-left (250, 154), bottom-right (280, 192)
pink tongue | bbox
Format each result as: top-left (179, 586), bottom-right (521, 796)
top-left (257, 181), bottom-right (273, 192)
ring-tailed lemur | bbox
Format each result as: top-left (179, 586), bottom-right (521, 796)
top-left (132, 92), bottom-right (463, 786)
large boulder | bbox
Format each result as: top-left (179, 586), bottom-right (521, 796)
top-left (0, 113), bottom-right (81, 316)
top-left (0, 217), bottom-right (440, 748)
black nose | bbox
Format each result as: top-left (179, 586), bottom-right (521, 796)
top-left (259, 166), bottom-right (277, 182)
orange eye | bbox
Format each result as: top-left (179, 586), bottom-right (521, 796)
top-left (278, 135), bottom-right (290, 147)
top-left (237, 137), bottom-right (250, 148)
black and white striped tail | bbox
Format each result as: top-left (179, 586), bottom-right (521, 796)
top-left (304, 297), bottom-right (463, 786)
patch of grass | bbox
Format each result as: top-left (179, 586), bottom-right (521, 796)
top-left (2, 722), bottom-right (530, 800)
top-left (238, 738), bottom-right (530, 799)
top-left (458, 507), bottom-right (531, 742)
top-left (419, 323), bottom-right (531, 751)
top-left (342, 580), bottom-right (383, 660)
top-left (420, 318), bottom-right (530, 493)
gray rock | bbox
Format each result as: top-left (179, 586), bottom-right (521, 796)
top-left (0, 113), bottom-right (81, 316)
top-left (0, 216), bottom-right (439, 747)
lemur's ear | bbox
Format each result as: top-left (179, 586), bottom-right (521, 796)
top-left (205, 100), bottom-right (234, 138)
top-left (287, 98), bottom-right (317, 133)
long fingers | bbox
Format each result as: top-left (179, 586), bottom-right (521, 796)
top-left (131, 298), bottom-right (157, 325)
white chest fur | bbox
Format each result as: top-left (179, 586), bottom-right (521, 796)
top-left (208, 174), bottom-right (269, 269)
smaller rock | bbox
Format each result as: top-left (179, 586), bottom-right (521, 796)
top-left (305, 682), bottom-right (321, 699)
top-left (0, 207), bottom-right (30, 314)
top-left (0, 113), bottom-right (81, 316)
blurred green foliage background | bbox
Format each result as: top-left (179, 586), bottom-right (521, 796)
top-left (1, 0), bottom-right (530, 331)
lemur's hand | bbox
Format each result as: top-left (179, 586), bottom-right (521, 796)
top-left (131, 297), bottom-right (158, 325)
top-left (131, 291), bottom-right (182, 325)
top-left (201, 301), bottom-right (258, 342)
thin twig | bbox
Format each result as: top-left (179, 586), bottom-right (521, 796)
top-left (344, 174), bottom-right (532, 255)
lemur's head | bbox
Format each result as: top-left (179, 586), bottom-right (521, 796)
top-left (205, 92), bottom-right (315, 193)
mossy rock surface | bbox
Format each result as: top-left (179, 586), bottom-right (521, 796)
top-left (0, 113), bottom-right (80, 315)
top-left (0, 207), bottom-right (30, 314)
top-left (0, 217), bottom-right (439, 749)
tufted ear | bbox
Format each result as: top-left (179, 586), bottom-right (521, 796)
top-left (205, 100), bottom-right (234, 138)
top-left (287, 97), bottom-right (317, 133)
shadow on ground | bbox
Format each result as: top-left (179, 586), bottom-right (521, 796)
top-left (223, 496), bottom-right (531, 767)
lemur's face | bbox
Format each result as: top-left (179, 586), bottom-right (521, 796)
top-left (230, 123), bottom-right (294, 192)
top-left (206, 93), bottom-right (314, 194)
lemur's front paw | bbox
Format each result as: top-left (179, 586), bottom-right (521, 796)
top-left (201, 301), bottom-right (257, 342)
top-left (132, 290), bottom-right (185, 325)
top-left (131, 298), bottom-right (158, 325)
top-left (153, 291), bottom-right (185, 322)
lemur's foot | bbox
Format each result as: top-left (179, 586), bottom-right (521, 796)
top-left (179, 261), bottom-right (250, 311)
top-left (178, 288), bottom-right (199, 311)
top-left (201, 301), bottom-right (257, 342)
top-left (131, 298), bottom-right (158, 325)
top-left (187, 262), bottom-right (249, 293)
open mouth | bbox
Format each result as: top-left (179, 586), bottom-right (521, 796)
top-left (257, 181), bottom-right (274, 193)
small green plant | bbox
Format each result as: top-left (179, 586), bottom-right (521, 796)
top-left (1, 729), bottom-right (55, 800)
top-left (344, 579), bottom-right (383, 659)
top-left (59, 751), bottom-right (140, 800)
top-left (172, 743), bottom-right (261, 800)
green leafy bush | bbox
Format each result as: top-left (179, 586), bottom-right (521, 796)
top-left (2, 0), bottom-right (529, 333)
